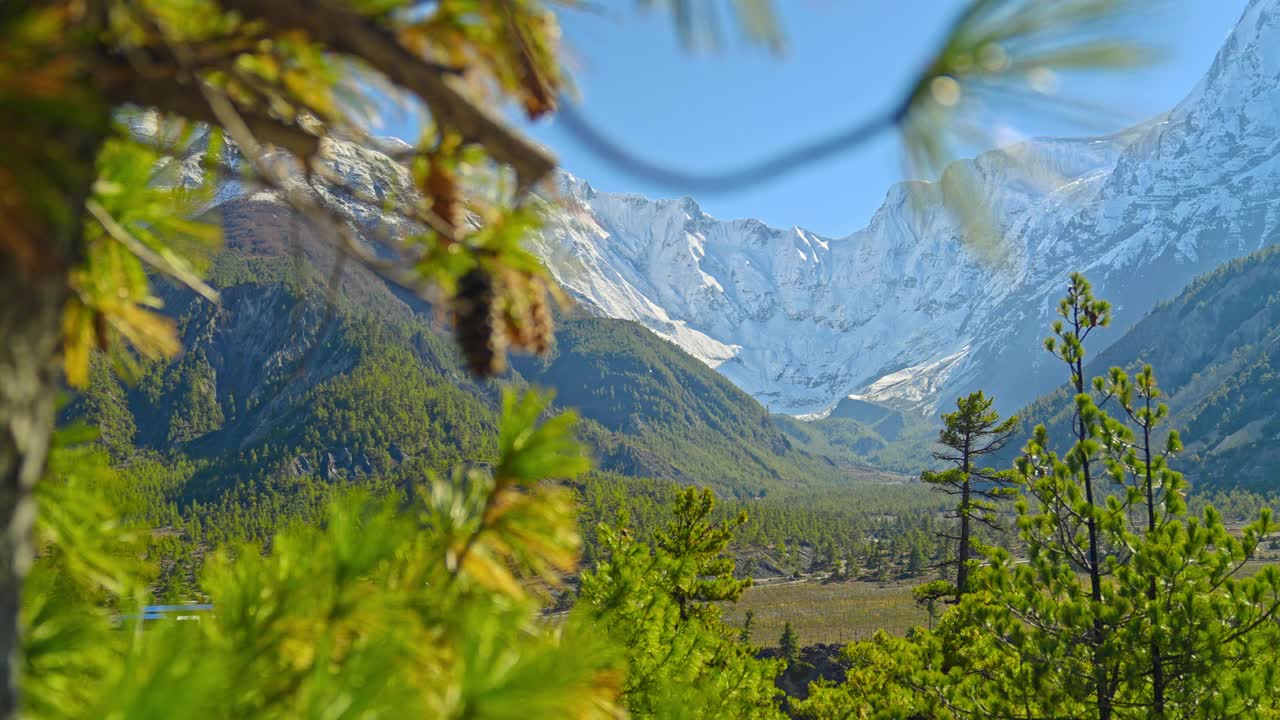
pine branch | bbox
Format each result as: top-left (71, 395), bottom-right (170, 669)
top-left (97, 55), bottom-right (322, 161)
top-left (217, 0), bottom-right (555, 187)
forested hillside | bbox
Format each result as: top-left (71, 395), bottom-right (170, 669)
top-left (74, 228), bottom-right (880, 495)
top-left (513, 318), bottom-right (848, 495)
top-left (65, 220), bottom-right (937, 599)
top-left (1007, 245), bottom-right (1280, 491)
top-left (776, 397), bottom-right (937, 474)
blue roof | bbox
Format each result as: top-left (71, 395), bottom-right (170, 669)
top-left (120, 604), bottom-right (214, 624)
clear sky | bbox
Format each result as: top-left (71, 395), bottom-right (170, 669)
top-left (382, 1), bottom-right (1252, 237)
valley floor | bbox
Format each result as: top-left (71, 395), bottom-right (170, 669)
top-left (722, 576), bottom-right (928, 647)
top-left (730, 539), bottom-right (1280, 649)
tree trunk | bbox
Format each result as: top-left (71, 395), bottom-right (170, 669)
top-left (956, 449), bottom-right (972, 603)
top-left (0, 107), bottom-right (104, 720)
top-left (1141, 408), bottom-right (1165, 717)
top-left (0, 266), bottom-right (67, 717)
top-left (1072, 354), bottom-right (1110, 720)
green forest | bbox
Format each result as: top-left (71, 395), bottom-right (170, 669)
top-left (38, 270), bottom-right (1280, 719)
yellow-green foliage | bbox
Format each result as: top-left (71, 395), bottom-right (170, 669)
top-left (577, 488), bottom-right (785, 719)
top-left (25, 391), bottom-right (629, 719)
top-left (28, 390), bottom-right (803, 718)
top-left (790, 632), bottom-right (922, 720)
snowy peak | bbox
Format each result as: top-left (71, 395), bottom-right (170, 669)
top-left (536, 127), bottom-right (1144, 415)
top-left (1177, 0), bottom-right (1280, 119)
top-left (532, 0), bottom-right (1280, 416)
top-left (164, 0), bottom-right (1280, 419)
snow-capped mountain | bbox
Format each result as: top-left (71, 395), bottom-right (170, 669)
top-left (163, 0), bottom-right (1280, 419)
top-left (532, 134), bottom-right (1133, 416)
top-left (529, 0), bottom-right (1280, 416)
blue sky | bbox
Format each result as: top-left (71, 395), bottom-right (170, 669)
top-left (383, 1), bottom-right (1251, 237)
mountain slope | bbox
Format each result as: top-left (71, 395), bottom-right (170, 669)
top-left (530, 0), bottom-right (1280, 417)
top-left (80, 232), bottom-right (872, 508)
top-left (122, 0), bottom-right (1280, 486)
top-left (1009, 245), bottom-right (1280, 492)
top-left (774, 397), bottom-right (937, 474)
top-left (533, 133), bottom-right (1130, 416)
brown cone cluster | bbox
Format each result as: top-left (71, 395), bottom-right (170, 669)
top-left (453, 266), bottom-right (555, 378)
top-left (425, 160), bottom-right (462, 234)
top-left (454, 267), bottom-right (506, 377)
top-left (527, 281), bottom-right (553, 355)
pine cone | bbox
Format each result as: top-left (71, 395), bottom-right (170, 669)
top-left (454, 267), bottom-right (507, 377)
top-left (498, 270), bottom-right (537, 350)
top-left (528, 279), bottom-right (553, 355)
top-left (425, 159), bottom-right (462, 234)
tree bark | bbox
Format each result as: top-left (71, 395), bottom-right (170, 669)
top-left (0, 66), bottom-right (105, 714)
top-left (956, 444), bottom-right (972, 603)
top-left (0, 264), bottom-right (67, 717)
top-left (1072, 349), bottom-right (1110, 720)
top-left (1141, 401), bottom-right (1165, 718)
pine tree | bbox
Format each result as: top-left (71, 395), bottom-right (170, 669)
top-left (740, 609), bottom-right (756, 644)
top-left (1029, 272), bottom-right (1118, 718)
top-left (820, 536), bottom-right (838, 571)
top-left (1094, 362), bottom-right (1280, 717)
top-left (578, 487), bottom-right (783, 718)
top-left (802, 275), bottom-right (1280, 719)
top-left (921, 391), bottom-right (1017, 602)
top-left (652, 486), bottom-right (751, 621)
top-left (907, 536), bottom-right (928, 577)
top-left (924, 276), bottom-right (1280, 719)
top-left (779, 621), bottom-right (800, 665)
top-left (1101, 362), bottom-right (1176, 714)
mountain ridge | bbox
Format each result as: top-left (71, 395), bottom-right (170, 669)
top-left (530, 0), bottom-right (1280, 418)
top-left (131, 0), bottom-right (1280, 485)
top-left (1004, 243), bottom-right (1280, 492)
top-left (79, 238), bottom-right (891, 509)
